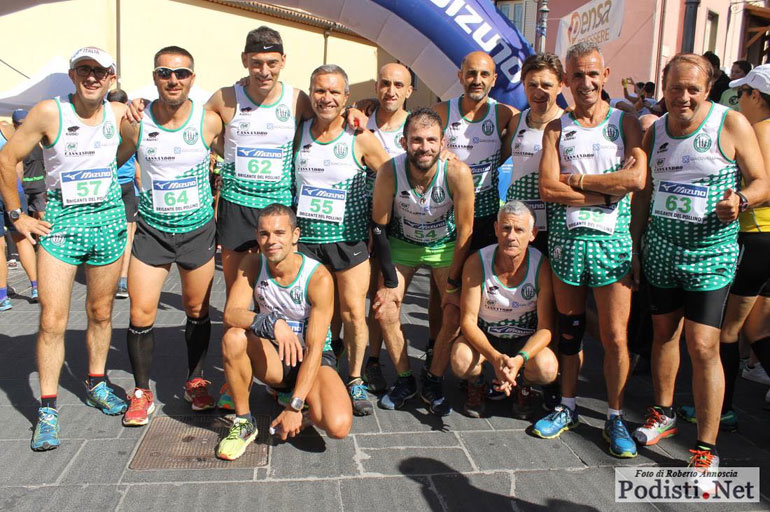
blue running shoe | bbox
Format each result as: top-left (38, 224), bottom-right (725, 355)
top-left (532, 404), bottom-right (579, 439)
top-left (0, 297), bottom-right (11, 311)
top-left (677, 405), bottom-right (738, 432)
top-left (603, 414), bottom-right (637, 458)
top-left (31, 287), bottom-right (39, 303)
top-left (419, 374), bottom-right (452, 416)
top-left (379, 375), bottom-right (417, 410)
top-left (348, 378), bottom-right (373, 416)
top-left (85, 381), bottom-right (128, 415)
top-left (31, 407), bottom-right (60, 451)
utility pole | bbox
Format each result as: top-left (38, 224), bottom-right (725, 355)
top-left (536, 0), bottom-right (550, 53)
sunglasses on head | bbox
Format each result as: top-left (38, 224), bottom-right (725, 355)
top-left (153, 67), bottom-right (194, 80)
top-left (737, 86), bottom-right (754, 98)
top-left (74, 65), bottom-right (112, 80)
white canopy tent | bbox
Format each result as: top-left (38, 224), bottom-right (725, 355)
top-left (0, 56), bottom-right (74, 115)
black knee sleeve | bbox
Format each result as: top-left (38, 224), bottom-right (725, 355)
top-left (558, 313), bottom-right (586, 356)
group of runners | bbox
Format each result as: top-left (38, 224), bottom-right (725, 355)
top-left (1, 26), bottom-right (768, 482)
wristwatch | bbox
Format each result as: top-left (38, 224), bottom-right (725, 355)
top-left (8, 208), bottom-right (22, 222)
top-left (736, 191), bottom-right (749, 213)
top-left (288, 396), bottom-right (305, 412)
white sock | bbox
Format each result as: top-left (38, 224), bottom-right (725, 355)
top-left (608, 408), bottom-right (623, 419)
top-left (560, 397), bottom-right (576, 411)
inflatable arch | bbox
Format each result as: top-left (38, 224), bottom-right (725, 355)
top-left (268, 0), bottom-right (534, 109)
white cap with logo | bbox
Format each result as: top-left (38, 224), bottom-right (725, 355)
top-left (729, 64), bottom-right (770, 95)
top-left (69, 47), bottom-right (115, 71)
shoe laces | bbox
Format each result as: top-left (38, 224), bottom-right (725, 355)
top-left (91, 382), bottom-right (123, 407)
top-left (688, 449), bottom-right (715, 469)
top-left (349, 382), bottom-right (368, 401)
top-left (549, 405), bottom-right (572, 423)
top-left (607, 416), bottom-right (632, 440)
top-left (643, 406), bottom-right (665, 429)
top-left (37, 410), bottom-right (58, 434)
top-left (226, 419), bottom-right (253, 440)
top-left (128, 389), bottom-right (151, 410)
top-left (186, 378), bottom-right (211, 397)
top-left (391, 377), bottom-right (415, 399)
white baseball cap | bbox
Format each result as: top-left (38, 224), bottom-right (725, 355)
top-left (729, 64), bottom-right (770, 95)
top-left (69, 47), bottom-right (115, 71)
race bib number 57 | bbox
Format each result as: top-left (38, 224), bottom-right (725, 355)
top-left (60, 168), bottom-right (112, 206)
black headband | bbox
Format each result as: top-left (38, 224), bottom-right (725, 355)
top-left (244, 42), bottom-right (284, 55)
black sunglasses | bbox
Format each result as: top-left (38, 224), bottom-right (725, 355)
top-left (74, 65), bottom-right (112, 80)
top-left (154, 67), bottom-right (194, 80)
top-left (737, 86), bottom-right (753, 98)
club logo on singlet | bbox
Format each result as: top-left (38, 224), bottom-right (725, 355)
top-left (66, 143), bottom-right (77, 151)
top-left (521, 283), bottom-right (536, 301)
top-left (290, 287), bottom-right (303, 305)
top-left (656, 158), bottom-right (665, 168)
top-left (603, 124), bottom-right (619, 142)
top-left (394, 133), bottom-right (402, 146)
top-left (238, 122), bottom-right (250, 131)
top-left (275, 104), bottom-right (291, 122)
top-left (102, 121), bottom-right (115, 139)
top-left (694, 133), bottom-right (712, 153)
top-left (431, 186), bottom-right (446, 204)
top-left (565, 147), bottom-right (575, 157)
top-left (333, 142), bottom-right (349, 159)
top-left (183, 127), bottom-right (199, 146)
top-left (482, 119), bottom-right (494, 136)
top-left (147, 147), bottom-right (156, 156)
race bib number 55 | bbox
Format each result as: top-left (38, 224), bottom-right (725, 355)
top-left (296, 185), bottom-right (347, 224)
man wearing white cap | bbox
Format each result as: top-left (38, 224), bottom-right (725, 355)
top-left (0, 46), bottom-right (130, 451)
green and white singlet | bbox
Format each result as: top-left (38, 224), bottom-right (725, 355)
top-left (444, 97), bottom-right (503, 218)
top-left (294, 120), bottom-right (367, 244)
top-left (365, 108), bottom-right (406, 203)
top-left (388, 154), bottom-right (455, 247)
top-left (253, 253), bottom-right (332, 351)
top-left (506, 109), bottom-right (547, 231)
top-left (648, 102), bottom-right (740, 247)
top-left (221, 83), bottom-right (295, 208)
top-left (136, 100), bottom-right (213, 232)
top-left (477, 244), bottom-right (542, 338)
top-left (549, 108), bottom-right (628, 240)
top-left (42, 95), bottom-right (122, 227)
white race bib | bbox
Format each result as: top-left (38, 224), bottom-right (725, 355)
top-left (470, 164), bottom-right (494, 193)
top-left (151, 177), bottom-right (200, 213)
top-left (235, 146), bottom-right (283, 182)
top-left (566, 204), bottom-right (619, 234)
top-left (652, 180), bottom-right (708, 224)
top-left (296, 185), bottom-right (347, 224)
top-left (286, 319), bottom-right (304, 337)
top-left (523, 200), bottom-right (547, 231)
top-left (60, 168), bottom-right (112, 206)
top-left (402, 218), bottom-right (449, 244)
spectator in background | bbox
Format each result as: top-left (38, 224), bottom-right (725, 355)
top-left (106, 89), bottom-right (140, 299)
top-left (704, 51), bottom-right (731, 103)
top-left (13, 110), bottom-right (46, 220)
top-left (720, 60), bottom-right (752, 110)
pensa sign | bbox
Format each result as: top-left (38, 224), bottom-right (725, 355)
top-left (555, 0), bottom-right (625, 56)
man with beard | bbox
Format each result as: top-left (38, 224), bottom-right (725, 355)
top-left (371, 108), bottom-right (474, 414)
top-left (117, 46), bottom-right (224, 426)
top-left (0, 47), bottom-right (129, 450)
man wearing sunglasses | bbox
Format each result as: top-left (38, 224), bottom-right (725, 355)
top-left (116, 46), bottom-right (224, 427)
top-left (0, 46), bottom-right (130, 451)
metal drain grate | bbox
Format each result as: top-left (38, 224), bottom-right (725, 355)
top-left (129, 414), bottom-right (269, 470)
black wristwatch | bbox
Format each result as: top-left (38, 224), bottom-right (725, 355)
top-left (736, 191), bottom-right (749, 213)
top-left (8, 208), bottom-right (22, 222)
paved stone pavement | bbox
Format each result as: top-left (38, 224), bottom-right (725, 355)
top-left (1, 258), bottom-right (770, 511)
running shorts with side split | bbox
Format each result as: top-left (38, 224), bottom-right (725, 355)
top-left (279, 350), bottom-right (338, 390)
top-left (642, 228), bottom-right (739, 292)
top-left (548, 235), bottom-right (631, 287)
top-left (132, 216), bottom-right (216, 270)
top-left (390, 237), bottom-right (455, 268)
top-left (40, 219), bottom-right (127, 266)
top-left (730, 232), bottom-right (770, 297)
top-left (216, 197), bottom-right (260, 253)
top-left (298, 240), bottom-right (368, 272)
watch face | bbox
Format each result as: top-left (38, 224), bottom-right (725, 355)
top-left (9, 209), bottom-right (21, 221)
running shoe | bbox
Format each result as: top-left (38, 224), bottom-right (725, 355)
top-left (378, 375), bottom-right (417, 410)
top-left (420, 374), bottom-right (452, 416)
top-left (463, 377), bottom-right (486, 418)
top-left (184, 378), bottom-right (215, 411)
top-left (30, 407), bottom-right (60, 451)
top-left (115, 283), bottom-right (128, 299)
top-left (677, 405), bottom-right (738, 432)
top-left (7, 259), bottom-right (17, 269)
top-left (217, 383), bottom-right (235, 410)
top-left (511, 384), bottom-right (534, 420)
top-left (603, 415), bottom-right (637, 458)
top-left (687, 448), bottom-right (720, 494)
top-left (0, 297), bottom-right (11, 311)
top-left (363, 360), bottom-right (387, 393)
top-left (742, 363), bottom-right (770, 385)
top-left (532, 404), bottom-right (579, 439)
top-left (30, 287), bottom-right (38, 303)
top-left (123, 388), bottom-right (155, 426)
top-left (348, 378), bottom-right (373, 416)
top-left (632, 406), bottom-right (678, 445)
top-left (216, 416), bottom-right (258, 461)
top-left (85, 380), bottom-right (128, 415)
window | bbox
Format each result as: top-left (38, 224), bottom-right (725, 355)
top-left (497, 0), bottom-right (525, 33)
top-left (704, 11), bottom-right (718, 53)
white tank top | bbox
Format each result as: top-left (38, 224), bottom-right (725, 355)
top-left (389, 154), bottom-right (455, 246)
top-left (135, 100), bottom-right (213, 232)
top-left (253, 253), bottom-right (331, 350)
top-left (366, 108), bottom-right (406, 157)
top-left (444, 97), bottom-right (503, 218)
top-left (222, 83), bottom-right (296, 208)
top-left (507, 109), bottom-right (547, 231)
top-left (477, 244), bottom-right (542, 339)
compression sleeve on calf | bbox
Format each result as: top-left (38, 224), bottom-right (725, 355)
top-left (372, 222), bottom-right (398, 288)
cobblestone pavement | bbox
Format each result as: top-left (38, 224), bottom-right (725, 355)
top-left (1, 259), bottom-right (769, 511)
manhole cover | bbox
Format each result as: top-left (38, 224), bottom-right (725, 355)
top-left (130, 415), bottom-right (269, 470)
